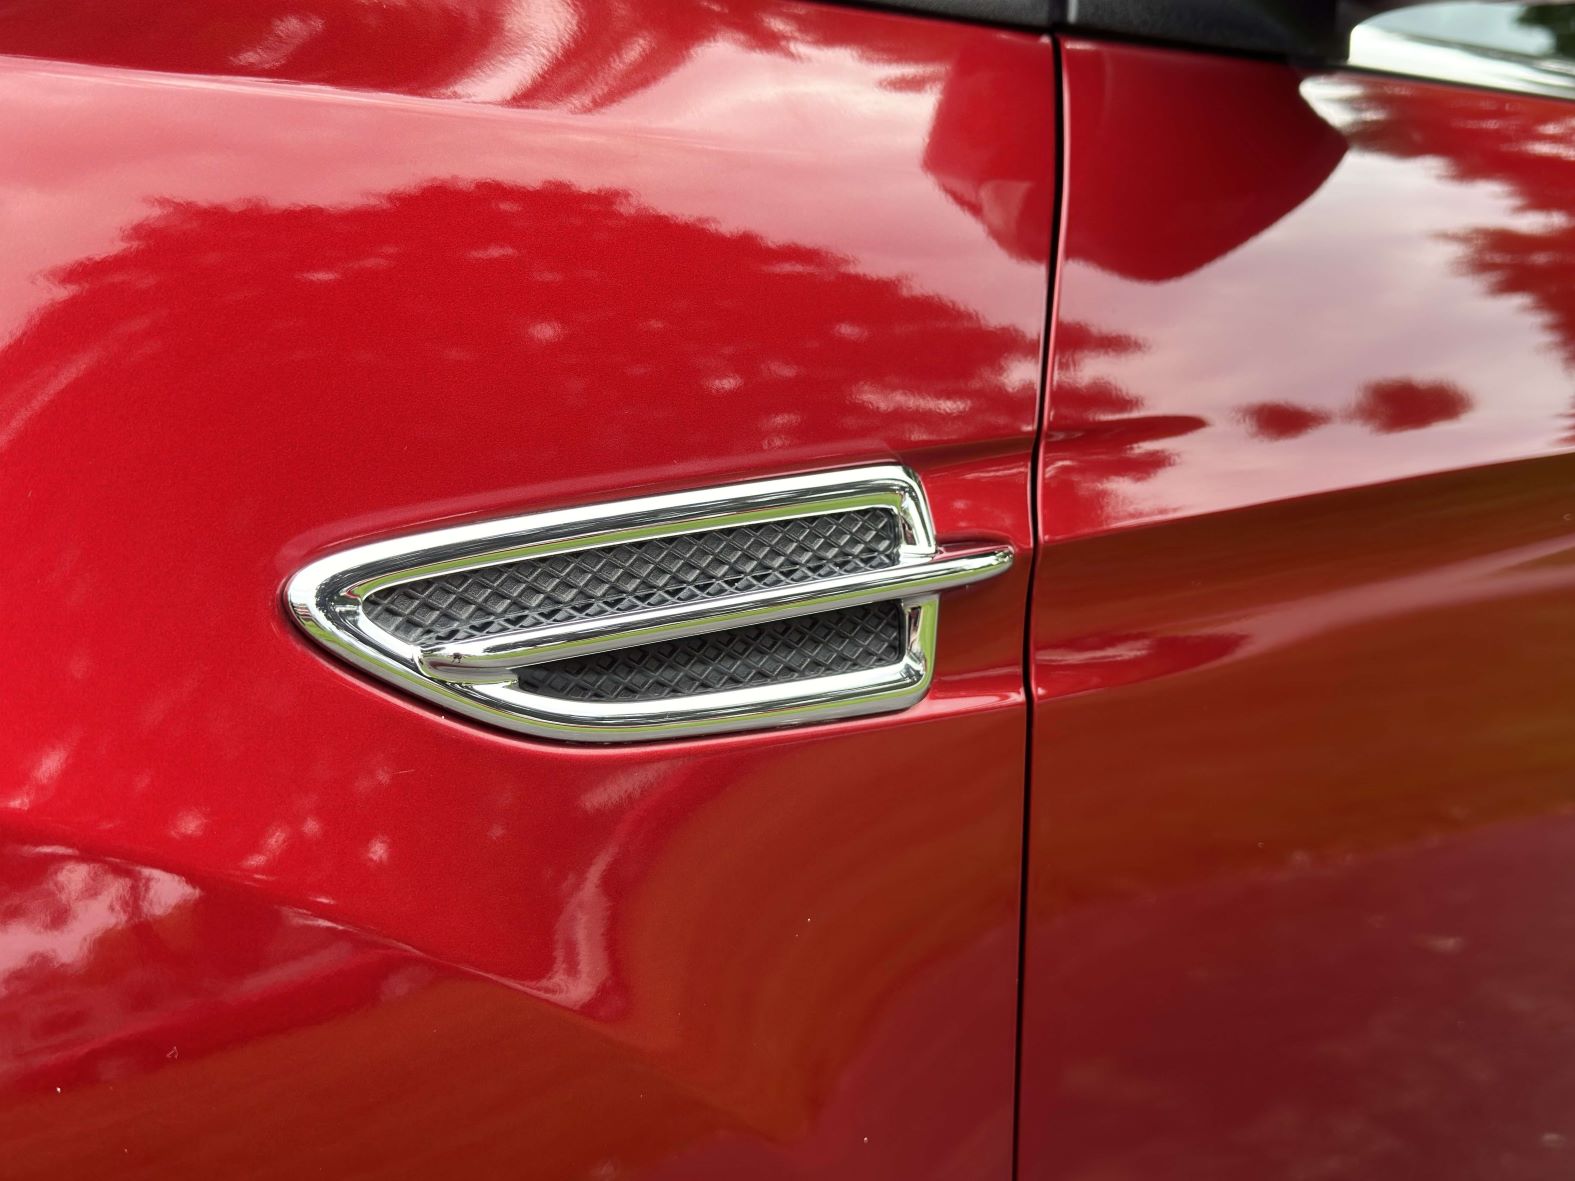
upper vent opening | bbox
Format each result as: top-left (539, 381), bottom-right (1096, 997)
top-left (364, 509), bottom-right (900, 648)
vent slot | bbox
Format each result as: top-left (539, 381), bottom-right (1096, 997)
top-left (365, 509), bottom-right (900, 646)
top-left (516, 602), bottom-right (905, 702)
top-left (286, 465), bottom-right (1012, 742)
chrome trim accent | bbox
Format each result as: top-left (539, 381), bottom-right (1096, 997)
top-left (284, 466), bottom-right (1011, 743)
top-left (1347, 24), bottom-right (1575, 102)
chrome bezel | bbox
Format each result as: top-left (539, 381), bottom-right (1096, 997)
top-left (284, 465), bottom-right (1011, 743)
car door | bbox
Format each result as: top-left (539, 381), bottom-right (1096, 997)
top-left (1022, 4), bottom-right (1575, 1178)
top-left (0, 2), bottom-right (1053, 1176)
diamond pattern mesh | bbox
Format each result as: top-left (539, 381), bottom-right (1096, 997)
top-left (363, 509), bottom-right (900, 647)
top-left (514, 603), bottom-right (906, 701)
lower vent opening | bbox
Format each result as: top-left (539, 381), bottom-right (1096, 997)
top-left (515, 602), bottom-right (906, 702)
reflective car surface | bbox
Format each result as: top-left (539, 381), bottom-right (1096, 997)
top-left (3, 0), bottom-right (1575, 1178)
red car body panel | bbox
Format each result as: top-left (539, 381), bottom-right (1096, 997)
top-left (1023, 40), bottom-right (1575, 1180)
top-left (0, 2), bottom-right (1054, 1176)
top-left (8, 2), bottom-right (1575, 1177)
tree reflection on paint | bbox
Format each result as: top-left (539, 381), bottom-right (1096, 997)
top-left (1345, 78), bottom-right (1575, 402)
top-left (1241, 379), bottom-right (1474, 441)
top-left (0, 178), bottom-right (1032, 466)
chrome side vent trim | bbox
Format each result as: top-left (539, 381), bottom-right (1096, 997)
top-left (284, 466), bottom-right (1011, 743)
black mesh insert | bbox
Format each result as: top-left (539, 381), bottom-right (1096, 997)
top-left (364, 509), bottom-right (900, 647)
top-left (515, 603), bottom-right (906, 702)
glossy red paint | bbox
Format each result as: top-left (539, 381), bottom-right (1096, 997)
top-left (1024, 41), bottom-right (1575, 1180)
top-left (0, 2), bottom-right (1054, 1176)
